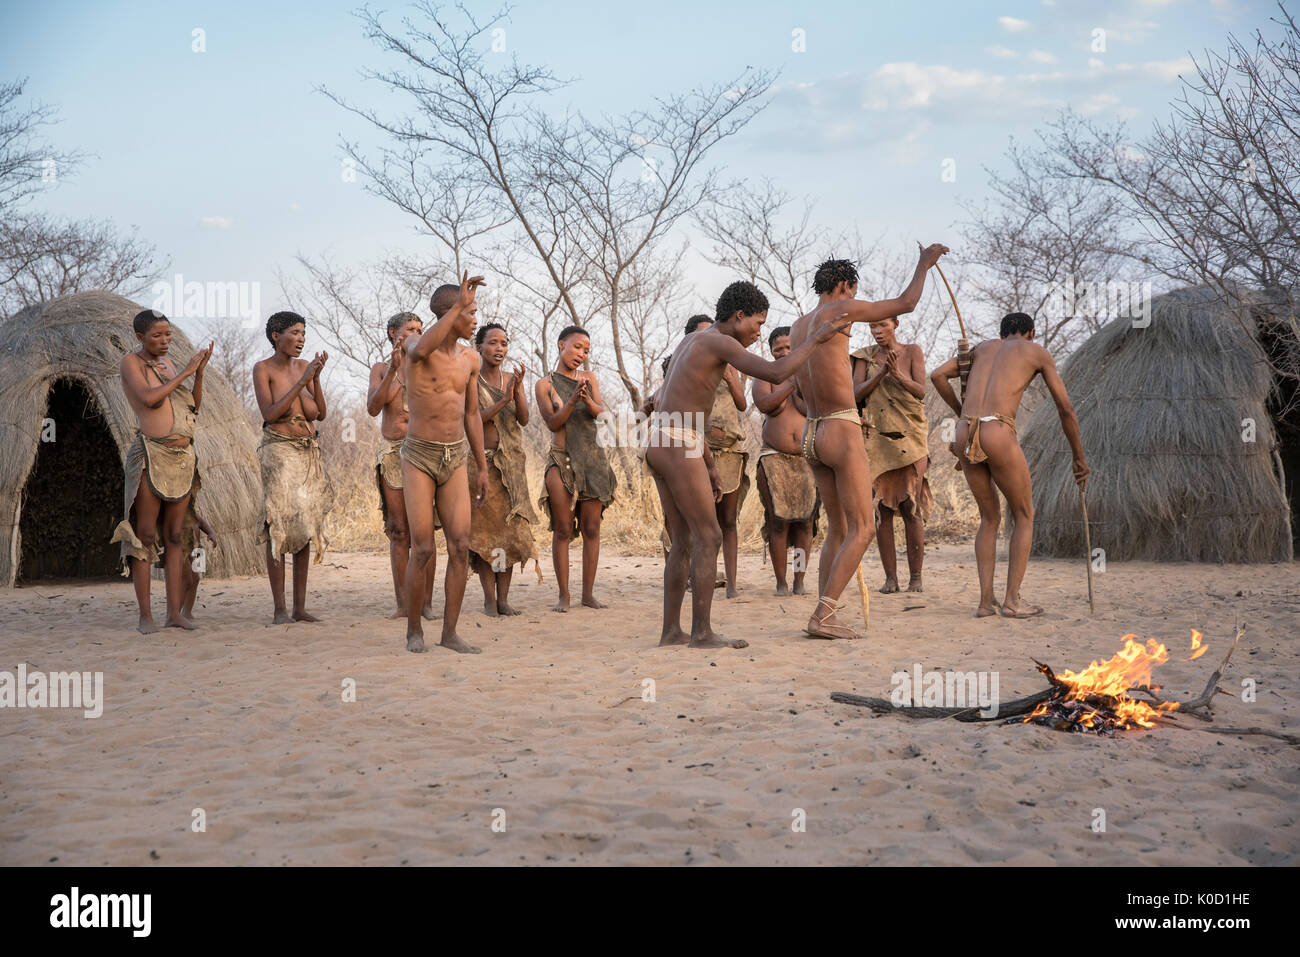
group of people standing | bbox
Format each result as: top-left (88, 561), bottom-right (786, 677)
top-left (112, 244), bottom-right (1090, 651)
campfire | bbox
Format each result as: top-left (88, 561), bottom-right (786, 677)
top-left (1017, 633), bottom-right (1202, 735)
top-left (831, 627), bottom-right (1300, 746)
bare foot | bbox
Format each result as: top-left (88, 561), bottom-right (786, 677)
top-left (1000, 601), bottom-right (1044, 619)
top-left (792, 578), bottom-right (808, 596)
top-left (689, 630), bottom-right (749, 649)
top-left (553, 594), bottom-right (570, 613)
top-left (272, 609), bottom-right (293, 625)
top-left (165, 615), bottom-right (197, 631)
top-left (975, 604), bottom-right (999, 618)
top-left (406, 631), bottom-right (427, 653)
top-left (137, 616), bottom-right (159, 635)
top-left (907, 576), bottom-right (923, 593)
top-left (581, 595), bottom-right (607, 609)
top-left (774, 583), bottom-right (790, 596)
top-left (386, 605), bottom-right (405, 620)
top-left (293, 610), bottom-right (321, 623)
top-left (658, 626), bottom-right (690, 647)
top-left (880, 577), bottom-right (899, 594)
top-left (440, 633), bottom-right (482, 654)
top-left (482, 599), bottom-right (500, 618)
top-left (497, 602), bottom-right (523, 616)
top-left (725, 585), bottom-right (737, 599)
top-left (421, 604), bottom-right (439, 621)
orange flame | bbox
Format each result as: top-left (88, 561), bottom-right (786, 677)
top-left (1029, 633), bottom-right (1210, 730)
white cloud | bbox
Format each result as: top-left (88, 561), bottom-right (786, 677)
top-left (1029, 50), bottom-right (1058, 64)
top-left (986, 45), bottom-right (1017, 59)
top-left (865, 63), bottom-right (1007, 111)
top-left (767, 52), bottom-right (1196, 156)
top-left (999, 16), bottom-right (1031, 33)
top-left (1142, 57), bottom-right (1194, 80)
top-left (200, 216), bottom-right (234, 229)
top-left (1079, 93), bottom-right (1121, 115)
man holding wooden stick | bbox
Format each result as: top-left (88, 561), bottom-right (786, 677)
top-left (932, 312), bottom-right (1089, 618)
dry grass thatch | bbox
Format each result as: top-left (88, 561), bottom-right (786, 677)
top-left (0, 291), bottom-right (265, 583)
top-left (1021, 284), bottom-right (1294, 563)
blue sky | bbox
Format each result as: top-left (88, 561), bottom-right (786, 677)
top-left (0, 0), bottom-right (1282, 363)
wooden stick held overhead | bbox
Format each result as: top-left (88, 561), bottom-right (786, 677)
top-left (917, 240), bottom-right (970, 406)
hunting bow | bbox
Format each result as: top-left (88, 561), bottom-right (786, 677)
top-left (918, 241), bottom-right (970, 409)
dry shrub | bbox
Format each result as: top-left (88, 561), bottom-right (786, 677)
top-left (310, 386), bottom-right (985, 561)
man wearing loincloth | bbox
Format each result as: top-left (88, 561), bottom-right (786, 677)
top-left (852, 316), bottom-right (932, 594)
top-left (400, 273), bottom-right (490, 653)
top-left (253, 311), bottom-right (336, 624)
top-left (752, 325), bottom-right (820, 596)
top-left (932, 312), bottom-right (1089, 618)
top-left (112, 309), bottom-right (213, 634)
top-left (704, 321), bottom-right (751, 599)
top-left (536, 326), bottom-right (617, 612)
top-left (645, 281), bottom-right (850, 649)
top-left (644, 320), bottom-right (726, 589)
top-left (787, 246), bottom-right (948, 639)
top-left (367, 311), bottom-right (437, 621)
top-left (471, 322), bottom-right (539, 617)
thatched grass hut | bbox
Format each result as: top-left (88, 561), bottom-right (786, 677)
top-left (1021, 285), bottom-right (1295, 563)
top-left (0, 291), bottom-right (264, 584)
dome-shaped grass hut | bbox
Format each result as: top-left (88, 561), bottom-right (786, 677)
top-left (1021, 285), bottom-right (1296, 563)
top-left (0, 291), bottom-right (264, 584)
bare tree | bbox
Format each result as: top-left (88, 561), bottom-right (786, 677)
top-left (604, 242), bottom-right (692, 401)
top-left (339, 145), bottom-right (509, 275)
top-left (0, 212), bottom-right (160, 316)
top-left (549, 73), bottom-right (774, 408)
top-left (277, 252), bottom-right (440, 377)
top-left (956, 136), bottom-right (1144, 352)
top-left (0, 77), bottom-right (83, 215)
top-left (199, 316), bottom-right (262, 418)
top-left (322, 3), bottom-right (589, 328)
top-left (696, 178), bottom-right (830, 316)
top-left (1044, 2), bottom-right (1299, 381)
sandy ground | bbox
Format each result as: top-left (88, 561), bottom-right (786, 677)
top-left (1, 543), bottom-right (1297, 866)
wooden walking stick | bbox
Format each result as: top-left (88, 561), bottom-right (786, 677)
top-left (856, 563), bottom-right (869, 629)
top-left (1080, 485), bottom-right (1095, 614)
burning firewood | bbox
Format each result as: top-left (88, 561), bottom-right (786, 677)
top-left (831, 627), bottom-right (1300, 746)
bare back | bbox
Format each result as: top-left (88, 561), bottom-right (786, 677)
top-left (405, 342), bottom-right (478, 442)
top-left (788, 301), bottom-right (855, 416)
top-left (959, 338), bottom-right (1049, 420)
top-left (656, 331), bottom-right (733, 420)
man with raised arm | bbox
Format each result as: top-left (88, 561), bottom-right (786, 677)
top-left (786, 246), bottom-right (948, 639)
top-left (400, 272), bottom-right (490, 654)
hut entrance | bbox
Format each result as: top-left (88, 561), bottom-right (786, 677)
top-left (18, 378), bottom-right (123, 581)
top-left (1271, 390), bottom-right (1300, 554)
top-left (1258, 312), bottom-right (1300, 554)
